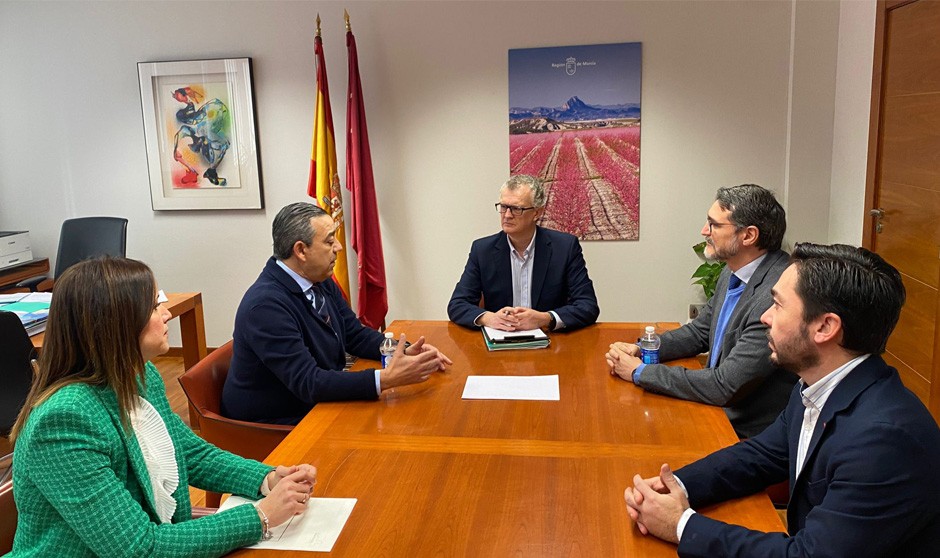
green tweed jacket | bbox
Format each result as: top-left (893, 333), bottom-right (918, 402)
top-left (9, 362), bottom-right (273, 557)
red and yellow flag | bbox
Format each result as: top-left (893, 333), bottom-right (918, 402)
top-left (308, 30), bottom-right (350, 301)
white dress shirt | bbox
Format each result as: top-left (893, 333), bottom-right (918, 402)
top-left (794, 354), bottom-right (869, 478)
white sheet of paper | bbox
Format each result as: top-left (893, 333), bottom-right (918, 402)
top-left (482, 326), bottom-right (548, 341)
top-left (218, 496), bottom-right (357, 552)
top-left (19, 292), bottom-right (52, 303)
top-left (462, 375), bottom-right (560, 401)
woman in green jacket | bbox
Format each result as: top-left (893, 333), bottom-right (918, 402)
top-left (8, 257), bottom-right (316, 557)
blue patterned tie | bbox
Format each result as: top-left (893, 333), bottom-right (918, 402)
top-left (309, 285), bottom-right (331, 327)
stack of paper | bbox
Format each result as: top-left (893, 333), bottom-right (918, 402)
top-left (481, 326), bottom-right (550, 351)
top-left (0, 292), bottom-right (52, 335)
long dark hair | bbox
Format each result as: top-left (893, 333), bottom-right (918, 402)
top-left (10, 257), bottom-right (156, 441)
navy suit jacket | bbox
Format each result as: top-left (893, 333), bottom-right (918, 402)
top-left (675, 355), bottom-right (940, 557)
top-left (221, 257), bottom-right (384, 424)
top-left (447, 226), bottom-right (599, 331)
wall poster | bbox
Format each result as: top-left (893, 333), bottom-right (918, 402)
top-left (509, 43), bottom-right (641, 240)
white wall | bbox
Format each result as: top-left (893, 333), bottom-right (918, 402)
top-left (785, 0), bottom-right (840, 244)
top-left (829, 0), bottom-right (877, 245)
top-left (0, 0), bottom-right (871, 347)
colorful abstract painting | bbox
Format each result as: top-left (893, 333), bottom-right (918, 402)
top-left (509, 43), bottom-right (642, 240)
top-left (161, 80), bottom-right (236, 189)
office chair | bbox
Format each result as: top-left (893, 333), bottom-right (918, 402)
top-left (0, 477), bottom-right (15, 554)
top-left (0, 310), bottom-right (37, 484)
top-left (18, 216), bottom-right (128, 291)
top-left (178, 341), bottom-right (293, 507)
top-left (766, 479), bottom-right (790, 508)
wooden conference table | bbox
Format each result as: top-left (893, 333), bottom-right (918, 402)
top-left (230, 321), bottom-right (783, 557)
top-left (31, 291), bottom-right (208, 370)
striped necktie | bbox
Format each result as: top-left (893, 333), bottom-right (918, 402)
top-left (309, 285), bottom-right (331, 326)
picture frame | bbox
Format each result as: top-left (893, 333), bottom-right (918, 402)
top-left (137, 57), bottom-right (263, 210)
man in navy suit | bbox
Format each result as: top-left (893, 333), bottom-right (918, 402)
top-left (447, 175), bottom-right (599, 332)
top-left (222, 203), bottom-right (451, 425)
top-left (624, 243), bottom-right (940, 556)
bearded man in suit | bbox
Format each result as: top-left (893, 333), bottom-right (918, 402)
top-left (624, 243), bottom-right (940, 557)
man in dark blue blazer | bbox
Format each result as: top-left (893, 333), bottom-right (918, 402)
top-left (222, 203), bottom-right (450, 425)
top-left (624, 243), bottom-right (940, 557)
top-left (447, 175), bottom-right (599, 332)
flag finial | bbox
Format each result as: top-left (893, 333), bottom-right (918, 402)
top-left (316, 13), bottom-right (321, 37)
top-left (344, 9), bottom-right (351, 32)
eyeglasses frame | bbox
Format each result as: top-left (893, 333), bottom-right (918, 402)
top-left (495, 203), bottom-right (537, 217)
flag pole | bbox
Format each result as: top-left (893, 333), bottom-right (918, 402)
top-left (344, 9), bottom-right (351, 31)
top-left (316, 13), bottom-right (321, 37)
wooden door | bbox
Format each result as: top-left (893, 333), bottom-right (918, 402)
top-left (865, 0), bottom-right (940, 421)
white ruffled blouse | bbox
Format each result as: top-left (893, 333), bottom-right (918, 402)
top-left (128, 396), bottom-right (180, 523)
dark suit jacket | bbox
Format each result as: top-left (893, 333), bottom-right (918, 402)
top-left (638, 249), bottom-right (797, 437)
top-left (221, 257), bottom-right (384, 424)
top-left (675, 355), bottom-right (940, 557)
top-left (447, 226), bottom-right (599, 331)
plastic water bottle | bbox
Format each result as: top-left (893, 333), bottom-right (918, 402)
top-left (380, 332), bottom-right (397, 368)
top-left (639, 326), bottom-right (661, 365)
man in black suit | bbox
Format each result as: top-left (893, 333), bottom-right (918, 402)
top-left (447, 174), bottom-right (599, 332)
top-left (222, 202), bottom-right (450, 425)
top-left (624, 243), bottom-right (940, 557)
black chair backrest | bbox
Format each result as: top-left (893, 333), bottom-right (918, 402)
top-left (54, 217), bottom-right (128, 278)
top-left (0, 311), bottom-right (36, 436)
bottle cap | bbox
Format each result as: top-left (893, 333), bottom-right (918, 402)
top-left (645, 326), bottom-right (655, 334)
top-left (384, 331), bottom-right (394, 338)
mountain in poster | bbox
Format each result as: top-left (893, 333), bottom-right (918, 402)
top-left (509, 96), bottom-right (640, 134)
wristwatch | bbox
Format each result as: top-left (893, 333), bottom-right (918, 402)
top-left (547, 313), bottom-right (557, 330)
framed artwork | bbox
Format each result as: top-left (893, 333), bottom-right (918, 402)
top-left (137, 57), bottom-right (263, 210)
top-left (509, 43), bottom-right (641, 240)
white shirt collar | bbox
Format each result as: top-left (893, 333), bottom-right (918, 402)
top-left (507, 228), bottom-right (537, 258)
top-left (732, 253), bottom-right (766, 285)
top-left (276, 259), bottom-right (314, 293)
top-left (800, 353), bottom-right (871, 410)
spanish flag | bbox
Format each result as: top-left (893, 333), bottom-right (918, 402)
top-left (308, 28), bottom-right (350, 301)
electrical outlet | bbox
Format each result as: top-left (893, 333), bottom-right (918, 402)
top-left (689, 303), bottom-right (706, 321)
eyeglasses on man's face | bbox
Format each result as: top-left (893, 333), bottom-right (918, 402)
top-left (705, 219), bottom-right (739, 234)
top-left (495, 203), bottom-right (536, 217)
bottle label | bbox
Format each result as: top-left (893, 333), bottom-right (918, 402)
top-left (381, 354), bottom-right (392, 368)
top-left (641, 348), bottom-right (659, 365)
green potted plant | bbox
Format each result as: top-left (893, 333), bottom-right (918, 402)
top-left (690, 241), bottom-right (725, 299)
